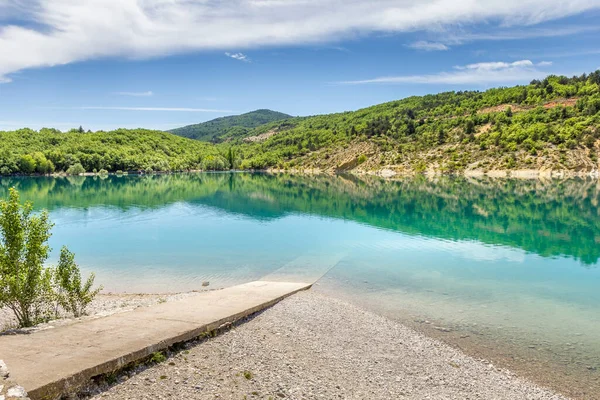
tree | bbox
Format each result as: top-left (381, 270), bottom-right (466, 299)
top-left (78, 125), bottom-right (84, 133)
top-left (66, 163), bottom-right (86, 175)
top-left (437, 128), bottom-right (446, 145)
top-left (0, 188), bottom-right (101, 327)
top-left (0, 188), bottom-right (54, 327)
top-left (226, 147), bottom-right (238, 170)
top-left (18, 154), bottom-right (36, 174)
top-left (55, 247), bottom-right (102, 317)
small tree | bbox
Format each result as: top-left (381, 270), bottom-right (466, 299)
top-left (66, 163), bottom-right (86, 175)
top-left (0, 188), bottom-right (102, 328)
top-left (55, 247), bottom-right (102, 317)
top-left (0, 188), bottom-right (54, 327)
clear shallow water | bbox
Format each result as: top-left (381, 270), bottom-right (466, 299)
top-left (1, 173), bottom-right (599, 397)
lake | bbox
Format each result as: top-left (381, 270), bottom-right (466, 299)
top-left (1, 173), bottom-right (599, 398)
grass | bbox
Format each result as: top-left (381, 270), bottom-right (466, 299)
top-left (150, 351), bottom-right (167, 363)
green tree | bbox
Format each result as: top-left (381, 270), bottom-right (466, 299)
top-left (66, 163), bottom-right (86, 175)
top-left (55, 247), bottom-right (102, 317)
top-left (0, 188), bottom-right (54, 327)
top-left (226, 147), bottom-right (238, 170)
top-left (18, 154), bottom-right (37, 174)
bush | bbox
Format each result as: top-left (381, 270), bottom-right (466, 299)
top-left (98, 169), bottom-right (109, 175)
top-left (55, 247), bottom-right (102, 317)
top-left (66, 163), bottom-right (86, 175)
top-left (0, 188), bottom-right (101, 328)
top-left (0, 188), bottom-right (54, 327)
top-left (357, 154), bottom-right (367, 164)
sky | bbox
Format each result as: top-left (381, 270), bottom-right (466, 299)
top-left (0, 1), bottom-right (600, 131)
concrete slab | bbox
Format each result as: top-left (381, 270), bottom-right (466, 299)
top-left (0, 280), bottom-right (311, 400)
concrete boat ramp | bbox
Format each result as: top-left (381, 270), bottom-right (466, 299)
top-left (0, 280), bottom-right (312, 400)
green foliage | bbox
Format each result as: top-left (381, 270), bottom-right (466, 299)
top-left (357, 154), bottom-right (367, 164)
top-left (54, 247), bottom-right (102, 317)
top-left (0, 188), bottom-right (101, 328)
top-left (66, 163), bottom-right (86, 175)
top-left (150, 351), bottom-right (167, 363)
top-left (0, 188), bottom-right (54, 327)
top-left (223, 71), bottom-right (600, 170)
top-left (0, 129), bottom-right (229, 175)
top-left (170, 109), bottom-right (292, 142)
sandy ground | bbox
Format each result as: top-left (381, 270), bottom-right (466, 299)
top-left (0, 291), bottom-right (204, 333)
top-left (88, 291), bottom-right (567, 400)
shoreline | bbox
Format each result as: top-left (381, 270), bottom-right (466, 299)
top-left (3, 284), bottom-right (596, 398)
top-left (86, 290), bottom-right (568, 400)
top-left (1, 167), bottom-right (599, 181)
top-left (315, 280), bottom-right (599, 400)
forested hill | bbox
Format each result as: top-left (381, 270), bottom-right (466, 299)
top-left (1, 71), bottom-right (599, 176)
top-left (231, 71), bottom-right (600, 173)
top-left (0, 129), bottom-right (230, 174)
top-left (169, 109), bottom-right (292, 142)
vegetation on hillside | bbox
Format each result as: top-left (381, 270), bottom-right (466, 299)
top-left (169, 109), bottom-right (292, 142)
top-left (226, 71), bottom-right (600, 172)
top-left (1, 72), bottom-right (599, 176)
top-left (0, 128), bottom-right (230, 175)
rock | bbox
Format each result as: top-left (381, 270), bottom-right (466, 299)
top-left (0, 395), bottom-right (5, 400)
top-left (0, 360), bottom-right (9, 378)
top-left (202, 281), bottom-right (210, 287)
top-left (7, 385), bottom-right (27, 398)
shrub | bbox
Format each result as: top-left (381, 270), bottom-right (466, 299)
top-left (66, 163), bottom-right (86, 175)
top-left (98, 169), bottom-right (109, 175)
top-left (0, 188), bottom-right (101, 327)
top-left (0, 188), bottom-right (54, 327)
top-left (54, 247), bottom-right (102, 318)
top-left (357, 154), bottom-right (367, 164)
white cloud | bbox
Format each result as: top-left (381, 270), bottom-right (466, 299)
top-left (225, 52), bottom-right (251, 62)
top-left (1, 0), bottom-right (599, 81)
top-left (114, 91), bottom-right (154, 97)
top-left (73, 107), bottom-right (234, 112)
top-left (408, 41), bottom-right (449, 51)
top-left (338, 59), bottom-right (553, 85)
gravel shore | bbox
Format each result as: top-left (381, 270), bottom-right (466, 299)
top-left (90, 290), bottom-right (567, 400)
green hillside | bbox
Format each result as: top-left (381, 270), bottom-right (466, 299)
top-left (0, 128), bottom-right (229, 174)
top-left (228, 71), bottom-right (600, 173)
top-left (169, 109), bottom-right (292, 142)
top-left (1, 71), bottom-right (599, 176)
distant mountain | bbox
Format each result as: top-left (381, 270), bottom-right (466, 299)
top-left (169, 109), bottom-right (292, 142)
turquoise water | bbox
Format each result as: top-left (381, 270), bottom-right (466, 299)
top-left (1, 173), bottom-right (599, 396)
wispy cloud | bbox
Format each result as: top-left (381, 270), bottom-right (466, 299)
top-left (338, 60), bottom-right (553, 85)
top-left (225, 52), bottom-right (251, 62)
top-left (114, 91), bottom-right (154, 97)
top-left (1, 0), bottom-right (600, 81)
top-left (73, 107), bottom-right (233, 112)
top-left (408, 41), bottom-right (449, 51)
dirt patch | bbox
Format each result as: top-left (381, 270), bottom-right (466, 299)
top-left (544, 98), bottom-right (579, 109)
top-left (243, 129), bottom-right (278, 143)
top-left (478, 104), bottom-right (529, 114)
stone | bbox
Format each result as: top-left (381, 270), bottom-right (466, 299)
top-left (202, 281), bottom-right (210, 287)
top-left (0, 360), bottom-right (9, 378)
top-left (0, 395), bottom-right (5, 400)
top-left (7, 385), bottom-right (27, 398)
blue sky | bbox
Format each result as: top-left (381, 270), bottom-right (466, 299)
top-left (1, 1), bottom-right (600, 131)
